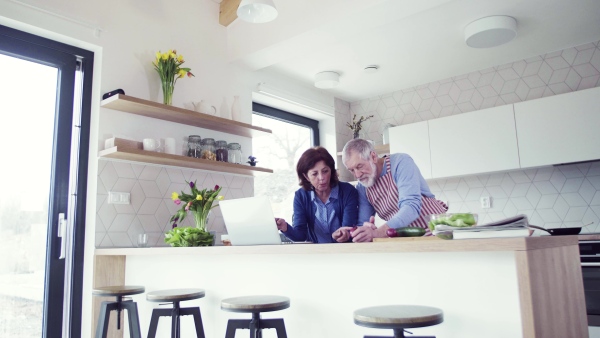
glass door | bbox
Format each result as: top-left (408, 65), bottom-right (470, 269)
top-left (0, 25), bottom-right (93, 338)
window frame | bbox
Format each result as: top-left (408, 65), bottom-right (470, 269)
top-left (252, 102), bottom-right (320, 146)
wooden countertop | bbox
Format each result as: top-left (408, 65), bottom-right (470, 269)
top-left (578, 234), bottom-right (600, 241)
top-left (95, 235), bottom-right (578, 256)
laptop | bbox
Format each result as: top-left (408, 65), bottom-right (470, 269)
top-left (219, 196), bottom-right (283, 246)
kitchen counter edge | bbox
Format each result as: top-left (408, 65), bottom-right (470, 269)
top-left (95, 236), bottom-right (578, 256)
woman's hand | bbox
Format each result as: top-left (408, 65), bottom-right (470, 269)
top-left (275, 218), bottom-right (288, 232)
top-left (332, 226), bottom-right (356, 242)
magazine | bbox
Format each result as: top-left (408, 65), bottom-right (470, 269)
top-left (432, 214), bottom-right (531, 239)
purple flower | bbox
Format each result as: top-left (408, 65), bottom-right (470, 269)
top-left (174, 199), bottom-right (181, 205)
top-left (172, 223), bottom-right (178, 229)
top-left (189, 181), bottom-right (195, 189)
top-left (214, 185), bottom-right (220, 190)
top-left (173, 216), bottom-right (179, 222)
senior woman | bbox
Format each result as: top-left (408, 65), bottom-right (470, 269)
top-left (275, 146), bottom-right (358, 243)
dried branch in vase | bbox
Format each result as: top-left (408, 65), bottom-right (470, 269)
top-left (346, 114), bottom-right (374, 138)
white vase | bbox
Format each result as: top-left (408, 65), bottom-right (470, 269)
top-left (231, 95), bottom-right (241, 122)
top-left (219, 97), bottom-right (231, 119)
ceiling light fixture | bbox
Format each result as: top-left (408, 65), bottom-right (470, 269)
top-left (237, 0), bottom-right (278, 24)
top-left (314, 71), bottom-right (340, 89)
top-left (364, 65), bottom-right (379, 74)
top-left (464, 15), bottom-right (517, 48)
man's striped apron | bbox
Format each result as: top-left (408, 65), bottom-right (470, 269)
top-left (366, 157), bottom-right (448, 235)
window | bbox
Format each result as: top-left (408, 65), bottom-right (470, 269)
top-left (252, 103), bottom-right (319, 223)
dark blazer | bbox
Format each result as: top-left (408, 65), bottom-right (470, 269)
top-left (283, 182), bottom-right (358, 243)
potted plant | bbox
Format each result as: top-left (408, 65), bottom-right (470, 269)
top-left (346, 114), bottom-right (374, 139)
top-left (247, 155), bottom-right (258, 166)
top-left (165, 181), bottom-right (223, 247)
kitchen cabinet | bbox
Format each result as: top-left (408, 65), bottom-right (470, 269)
top-left (428, 105), bottom-right (520, 178)
top-left (388, 121), bottom-right (432, 179)
top-left (514, 86), bottom-right (600, 168)
top-left (100, 94), bottom-right (273, 176)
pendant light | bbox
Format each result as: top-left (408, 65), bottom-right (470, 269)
top-left (237, 0), bottom-right (278, 23)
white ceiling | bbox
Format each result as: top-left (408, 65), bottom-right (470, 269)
top-left (227, 0), bottom-right (600, 102)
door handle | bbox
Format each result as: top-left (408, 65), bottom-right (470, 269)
top-left (58, 213), bottom-right (67, 259)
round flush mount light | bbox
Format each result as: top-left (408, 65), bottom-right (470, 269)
top-left (314, 71), bottom-right (340, 89)
top-left (237, 0), bottom-right (278, 24)
top-left (464, 15), bottom-right (517, 48)
top-left (364, 65), bottom-right (379, 74)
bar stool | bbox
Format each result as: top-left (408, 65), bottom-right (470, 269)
top-left (353, 305), bottom-right (443, 338)
top-left (221, 295), bottom-right (290, 338)
top-left (146, 288), bottom-right (206, 338)
top-left (93, 285), bottom-right (145, 338)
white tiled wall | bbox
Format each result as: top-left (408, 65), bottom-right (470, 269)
top-left (335, 40), bottom-right (600, 231)
top-left (96, 160), bottom-right (253, 247)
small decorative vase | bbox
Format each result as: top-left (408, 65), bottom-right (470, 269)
top-left (192, 210), bottom-right (210, 231)
top-left (161, 80), bottom-right (175, 105)
top-left (353, 130), bottom-right (360, 139)
top-left (231, 95), bottom-right (241, 122)
top-left (220, 97), bottom-right (231, 119)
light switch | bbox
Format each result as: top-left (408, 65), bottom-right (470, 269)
top-left (108, 191), bottom-right (131, 205)
top-left (480, 196), bottom-right (491, 209)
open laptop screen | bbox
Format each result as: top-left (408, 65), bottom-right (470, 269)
top-left (219, 196), bottom-right (282, 246)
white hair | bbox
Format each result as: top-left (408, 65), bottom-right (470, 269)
top-left (342, 138), bottom-right (374, 164)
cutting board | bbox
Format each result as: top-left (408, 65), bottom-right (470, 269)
top-left (374, 236), bottom-right (441, 242)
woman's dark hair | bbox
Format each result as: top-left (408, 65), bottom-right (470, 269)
top-left (296, 146), bottom-right (339, 191)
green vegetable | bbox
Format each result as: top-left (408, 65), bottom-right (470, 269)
top-left (428, 213), bottom-right (477, 231)
top-left (395, 227), bottom-right (426, 237)
top-left (164, 227), bottom-right (214, 247)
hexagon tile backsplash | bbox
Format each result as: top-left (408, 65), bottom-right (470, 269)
top-left (96, 160), bottom-right (254, 248)
top-left (426, 161), bottom-right (600, 232)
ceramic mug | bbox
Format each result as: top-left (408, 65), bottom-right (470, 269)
top-left (142, 138), bottom-right (161, 151)
top-left (164, 137), bottom-right (176, 155)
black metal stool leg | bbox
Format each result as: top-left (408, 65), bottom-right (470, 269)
top-left (171, 301), bottom-right (181, 338)
top-left (147, 308), bottom-right (170, 338)
top-left (224, 319), bottom-right (252, 338)
top-left (180, 307), bottom-right (206, 338)
top-left (261, 318), bottom-right (287, 338)
top-left (122, 300), bottom-right (142, 338)
top-left (95, 301), bottom-right (118, 338)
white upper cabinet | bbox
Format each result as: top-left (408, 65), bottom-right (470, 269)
top-left (514, 86), bottom-right (600, 168)
top-left (428, 105), bottom-right (520, 179)
top-left (389, 121), bottom-right (432, 179)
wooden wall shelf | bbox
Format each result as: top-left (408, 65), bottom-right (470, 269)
top-left (99, 146), bottom-right (273, 177)
top-left (101, 94), bottom-right (272, 138)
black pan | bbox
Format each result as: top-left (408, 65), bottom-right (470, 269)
top-left (528, 224), bottom-right (582, 236)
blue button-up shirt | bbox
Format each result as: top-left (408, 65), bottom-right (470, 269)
top-left (311, 184), bottom-right (340, 243)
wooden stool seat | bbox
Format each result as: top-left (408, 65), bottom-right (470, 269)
top-left (221, 295), bottom-right (290, 338)
top-left (354, 305), bottom-right (443, 338)
top-left (147, 288), bottom-right (205, 302)
top-left (146, 288), bottom-right (206, 338)
top-left (221, 295), bottom-right (290, 313)
top-left (93, 285), bottom-right (145, 297)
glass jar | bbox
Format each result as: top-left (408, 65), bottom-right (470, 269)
top-left (227, 142), bottom-right (242, 164)
top-left (187, 135), bottom-right (201, 158)
top-left (201, 138), bottom-right (216, 161)
top-left (215, 140), bottom-right (228, 162)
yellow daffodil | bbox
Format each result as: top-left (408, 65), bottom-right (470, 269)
top-left (177, 55), bottom-right (184, 62)
top-left (196, 194), bottom-right (203, 201)
top-left (171, 192), bottom-right (179, 200)
top-left (177, 70), bottom-right (186, 78)
top-left (218, 196), bottom-right (224, 200)
top-left (155, 51), bottom-right (161, 60)
top-left (161, 52), bottom-right (169, 60)
top-left (170, 52), bottom-right (176, 59)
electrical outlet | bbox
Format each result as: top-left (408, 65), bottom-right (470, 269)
top-left (480, 196), bottom-right (491, 209)
top-left (108, 191), bottom-right (131, 205)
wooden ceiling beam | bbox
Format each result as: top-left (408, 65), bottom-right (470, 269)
top-left (219, 0), bottom-right (241, 26)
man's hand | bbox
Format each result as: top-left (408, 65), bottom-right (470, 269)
top-left (351, 216), bottom-right (389, 242)
top-left (275, 218), bottom-right (288, 232)
top-left (332, 226), bottom-right (356, 242)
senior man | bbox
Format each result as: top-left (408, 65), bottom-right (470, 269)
top-left (333, 138), bottom-right (448, 242)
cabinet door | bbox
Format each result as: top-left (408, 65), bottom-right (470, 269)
top-left (514, 86), bottom-right (600, 168)
top-left (389, 121), bottom-right (432, 179)
top-left (429, 105), bottom-right (520, 178)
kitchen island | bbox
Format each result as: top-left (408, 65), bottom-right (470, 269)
top-left (93, 236), bottom-right (587, 338)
